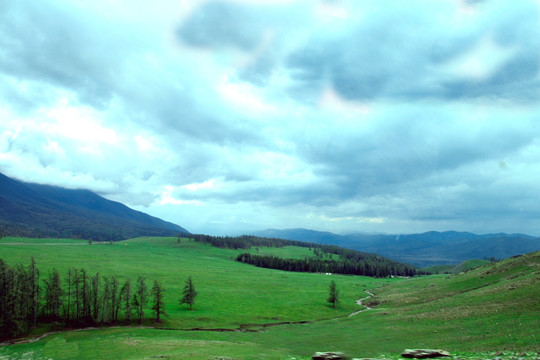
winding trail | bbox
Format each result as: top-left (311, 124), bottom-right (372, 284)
top-left (0, 289), bottom-right (377, 346)
top-left (348, 290), bottom-right (375, 317)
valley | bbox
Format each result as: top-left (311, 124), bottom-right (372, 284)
top-left (1, 236), bottom-right (538, 359)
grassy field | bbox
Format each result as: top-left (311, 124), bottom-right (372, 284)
top-left (0, 237), bottom-right (538, 359)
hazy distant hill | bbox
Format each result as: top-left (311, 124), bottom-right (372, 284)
top-left (252, 228), bottom-right (540, 267)
top-left (0, 173), bottom-right (189, 240)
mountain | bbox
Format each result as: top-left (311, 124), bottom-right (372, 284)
top-left (251, 228), bottom-right (540, 267)
top-left (0, 172), bottom-right (189, 240)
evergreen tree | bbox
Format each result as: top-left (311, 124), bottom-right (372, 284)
top-left (72, 268), bottom-right (81, 322)
top-left (43, 269), bottom-right (63, 320)
top-left (0, 259), bottom-right (7, 331)
top-left (80, 269), bottom-right (91, 321)
top-left (110, 276), bottom-right (120, 323)
top-left (27, 257), bottom-right (39, 329)
top-left (2, 265), bottom-right (26, 337)
top-left (100, 276), bottom-right (111, 324)
top-left (65, 269), bottom-right (72, 322)
top-left (151, 280), bottom-right (167, 323)
top-left (327, 280), bottom-right (339, 308)
top-left (91, 273), bottom-right (100, 321)
top-left (179, 276), bottom-right (197, 310)
top-left (120, 278), bottom-right (132, 323)
top-left (135, 276), bottom-right (148, 324)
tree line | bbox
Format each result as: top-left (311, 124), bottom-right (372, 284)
top-left (235, 253), bottom-right (419, 277)
top-left (0, 258), bottom-right (168, 340)
top-left (190, 234), bottom-right (421, 277)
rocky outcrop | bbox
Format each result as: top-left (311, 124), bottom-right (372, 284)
top-left (401, 349), bottom-right (451, 358)
top-left (312, 351), bottom-right (349, 359)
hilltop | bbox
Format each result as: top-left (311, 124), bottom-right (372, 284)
top-left (0, 172), bottom-right (189, 240)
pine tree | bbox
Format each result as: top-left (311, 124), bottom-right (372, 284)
top-left (100, 276), bottom-right (111, 324)
top-left (27, 257), bottom-right (39, 329)
top-left (91, 273), bottom-right (100, 322)
top-left (135, 276), bottom-right (148, 324)
top-left (80, 269), bottom-right (91, 321)
top-left (65, 269), bottom-right (72, 322)
top-left (120, 278), bottom-right (132, 324)
top-left (327, 280), bottom-right (339, 308)
top-left (72, 269), bottom-right (81, 322)
top-left (150, 280), bottom-right (167, 323)
top-left (110, 276), bottom-right (120, 323)
top-left (179, 276), bottom-right (197, 310)
top-left (43, 269), bottom-right (63, 320)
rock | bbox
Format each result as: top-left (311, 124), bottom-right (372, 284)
top-left (312, 351), bottom-right (349, 360)
top-left (401, 349), bottom-right (451, 358)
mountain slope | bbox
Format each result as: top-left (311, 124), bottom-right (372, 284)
top-left (0, 172), bottom-right (189, 240)
top-left (252, 228), bottom-right (540, 267)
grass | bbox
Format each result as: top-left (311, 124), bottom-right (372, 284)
top-left (423, 259), bottom-right (491, 274)
top-left (0, 237), bottom-right (538, 359)
top-left (0, 236), bottom-right (390, 330)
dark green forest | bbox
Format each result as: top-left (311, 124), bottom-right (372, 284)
top-left (190, 234), bottom-right (420, 276)
top-left (235, 253), bottom-right (418, 277)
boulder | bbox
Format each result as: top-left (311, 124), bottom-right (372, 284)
top-left (401, 349), bottom-right (451, 358)
top-left (312, 351), bottom-right (349, 360)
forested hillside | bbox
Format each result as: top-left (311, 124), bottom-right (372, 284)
top-left (0, 173), bottom-right (189, 241)
top-left (190, 234), bottom-right (420, 277)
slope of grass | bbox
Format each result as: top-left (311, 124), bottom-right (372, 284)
top-left (0, 238), bottom-right (538, 360)
top-left (0, 236), bottom-right (389, 330)
top-left (424, 259), bottom-right (491, 274)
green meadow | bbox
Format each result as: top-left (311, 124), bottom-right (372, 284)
top-left (0, 237), bottom-right (538, 359)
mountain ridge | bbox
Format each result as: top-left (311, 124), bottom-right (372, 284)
top-left (250, 228), bottom-right (540, 267)
top-left (0, 172), bottom-right (189, 240)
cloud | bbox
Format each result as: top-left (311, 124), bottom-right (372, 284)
top-left (0, 0), bottom-right (539, 236)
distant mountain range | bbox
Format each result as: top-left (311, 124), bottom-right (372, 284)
top-left (251, 228), bottom-right (540, 267)
top-left (3, 171), bottom-right (539, 266)
top-left (0, 173), bottom-right (189, 241)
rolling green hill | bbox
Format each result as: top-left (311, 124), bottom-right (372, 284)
top-left (0, 237), bottom-right (538, 359)
top-left (423, 259), bottom-right (491, 274)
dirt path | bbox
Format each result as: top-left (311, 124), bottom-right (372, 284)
top-left (348, 290), bottom-right (375, 317)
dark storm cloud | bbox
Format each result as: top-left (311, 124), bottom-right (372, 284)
top-left (177, 1), bottom-right (540, 103)
top-left (177, 2), bottom-right (266, 51)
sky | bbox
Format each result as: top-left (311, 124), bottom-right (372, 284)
top-left (1, 0), bottom-right (540, 236)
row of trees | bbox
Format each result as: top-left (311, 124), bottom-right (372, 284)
top-left (235, 253), bottom-right (418, 277)
top-left (190, 234), bottom-right (296, 249)
top-left (0, 258), bottom-right (169, 340)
